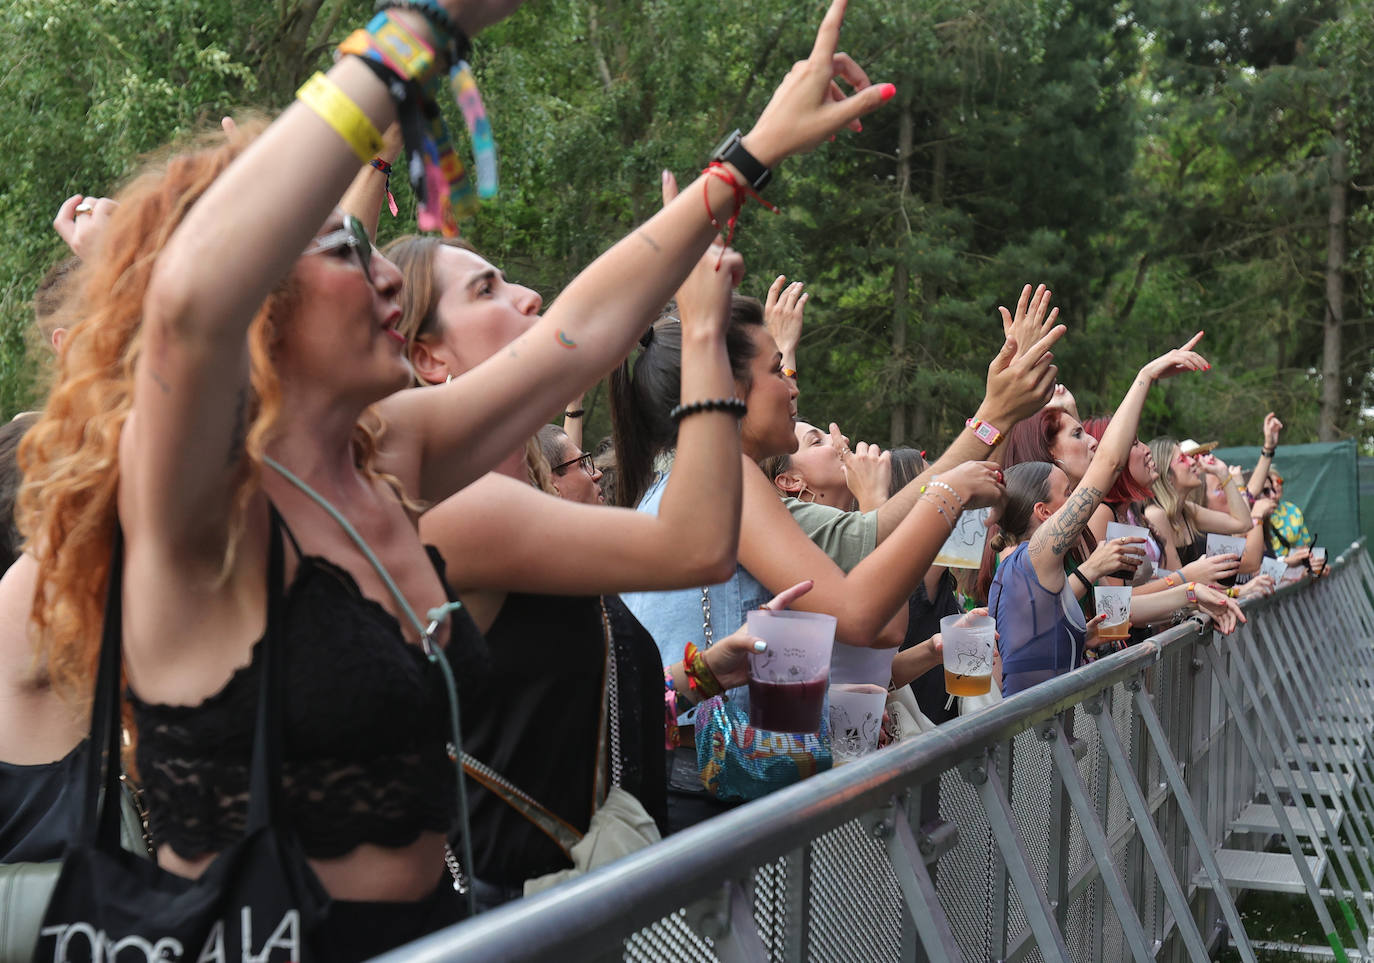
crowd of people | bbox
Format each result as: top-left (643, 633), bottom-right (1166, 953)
top-left (0, 0), bottom-right (1330, 958)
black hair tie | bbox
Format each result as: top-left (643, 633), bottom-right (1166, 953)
top-left (639, 326), bottom-right (655, 348)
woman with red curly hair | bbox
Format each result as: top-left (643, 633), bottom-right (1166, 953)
top-left (13, 0), bottom-right (894, 949)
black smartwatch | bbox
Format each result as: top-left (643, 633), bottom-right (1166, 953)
top-left (710, 128), bottom-right (771, 192)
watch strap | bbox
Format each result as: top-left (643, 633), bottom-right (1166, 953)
top-left (710, 128), bottom-right (771, 192)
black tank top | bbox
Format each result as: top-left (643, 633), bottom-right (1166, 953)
top-left (0, 740), bottom-right (85, 862)
top-left (459, 593), bottom-right (667, 885)
top-left (131, 512), bottom-right (489, 860)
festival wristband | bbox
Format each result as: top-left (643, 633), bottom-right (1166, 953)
top-left (1184, 582), bottom-right (1199, 604)
top-left (296, 72), bottom-right (385, 162)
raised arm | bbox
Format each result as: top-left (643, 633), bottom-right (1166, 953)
top-left (874, 299), bottom-right (1064, 541)
top-left (1189, 452), bottom-right (1251, 534)
top-left (1247, 412), bottom-right (1282, 498)
top-left (1028, 335), bottom-right (1207, 589)
top-left (379, 0), bottom-right (895, 503)
top-left (423, 243), bottom-right (745, 594)
top-left (739, 457), bottom-right (1003, 647)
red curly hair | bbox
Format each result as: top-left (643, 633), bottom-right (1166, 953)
top-left (16, 117), bottom-right (396, 711)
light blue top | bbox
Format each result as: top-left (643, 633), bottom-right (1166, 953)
top-left (621, 470), bottom-right (771, 717)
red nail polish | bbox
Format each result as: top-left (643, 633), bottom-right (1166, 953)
top-left (856, 121), bottom-right (863, 132)
top-left (879, 83), bottom-right (897, 102)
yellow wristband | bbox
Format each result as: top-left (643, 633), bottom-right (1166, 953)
top-left (296, 72), bottom-right (385, 163)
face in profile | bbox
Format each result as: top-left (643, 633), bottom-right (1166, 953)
top-left (1049, 417), bottom-right (1096, 483)
top-left (550, 439), bottom-right (604, 505)
top-left (739, 326), bottom-right (799, 461)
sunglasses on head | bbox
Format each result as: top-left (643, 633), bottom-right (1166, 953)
top-left (304, 213), bottom-right (375, 285)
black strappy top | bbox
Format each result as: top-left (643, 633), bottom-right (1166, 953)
top-left (130, 512), bottom-right (489, 860)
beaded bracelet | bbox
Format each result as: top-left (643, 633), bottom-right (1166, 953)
top-left (564, 409), bottom-right (585, 419)
top-left (670, 398), bottom-right (747, 423)
top-left (925, 479), bottom-right (965, 509)
top-left (683, 642), bottom-right (724, 698)
top-left (296, 72), bottom-right (385, 162)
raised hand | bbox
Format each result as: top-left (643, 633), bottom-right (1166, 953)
top-left (840, 440), bottom-right (892, 512)
top-left (54, 194), bottom-right (118, 259)
top-left (983, 325), bottom-right (1064, 425)
top-left (765, 275), bottom-right (807, 362)
top-left (742, 0), bottom-right (895, 167)
top-left (1141, 332), bottom-right (1209, 382)
top-left (998, 283), bottom-right (1060, 362)
top-left (1263, 412), bottom-right (1283, 449)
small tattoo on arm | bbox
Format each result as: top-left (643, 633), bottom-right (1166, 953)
top-left (555, 330), bottom-right (577, 349)
top-left (1046, 486), bottom-right (1104, 557)
top-left (149, 370), bottom-right (172, 395)
top-left (636, 230), bottom-right (661, 253)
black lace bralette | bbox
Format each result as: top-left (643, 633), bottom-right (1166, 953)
top-left (130, 521), bottom-right (487, 861)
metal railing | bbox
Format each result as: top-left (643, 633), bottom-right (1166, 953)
top-left (377, 541), bottom-right (1374, 963)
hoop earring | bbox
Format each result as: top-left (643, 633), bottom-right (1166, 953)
top-left (445, 373), bottom-right (453, 384)
top-left (797, 484), bottom-right (818, 504)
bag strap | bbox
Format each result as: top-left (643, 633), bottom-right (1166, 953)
top-left (459, 596), bottom-right (617, 860)
top-left (245, 508), bottom-right (288, 831)
top-left (459, 755), bottom-right (583, 857)
top-left (264, 455), bottom-right (476, 916)
top-left (84, 524), bottom-right (126, 849)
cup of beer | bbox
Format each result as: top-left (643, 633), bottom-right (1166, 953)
top-left (1093, 585), bottom-right (1133, 641)
top-left (940, 612), bottom-right (995, 697)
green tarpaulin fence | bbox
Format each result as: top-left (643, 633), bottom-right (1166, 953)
top-left (1209, 439), bottom-right (1361, 552)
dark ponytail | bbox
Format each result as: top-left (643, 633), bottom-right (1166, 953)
top-left (609, 295), bottom-right (766, 509)
top-left (974, 461), bottom-right (1055, 603)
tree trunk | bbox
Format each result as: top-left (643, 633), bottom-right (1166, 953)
top-left (889, 100), bottom-right (914, 448)
top-left (1321, 115), bottom-right (1348, 441)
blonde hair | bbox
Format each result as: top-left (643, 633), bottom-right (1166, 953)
top-left (16, 116), bottom-right (396, 708)
top-left (1147, 437), bottom-right (1198, 547)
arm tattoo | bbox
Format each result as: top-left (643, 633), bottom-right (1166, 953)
top-left (635, 230), bottom-right (662, 253)
top-left (1044, 486), bottom-right (1104, 557)
top-left (226, 387), bottom-right (248, 467)
top-left (149, 369), bottom-right (172, 395)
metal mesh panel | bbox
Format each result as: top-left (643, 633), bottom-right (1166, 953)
top-left (750, 856), bottom-right (790, 961)
top-left (1007, 730), bottom-right (1055, 954)
top-left (935, 767), bottom-right (997, 958)
top-left (805, 819), bottom-right (902, 963)
top-left (1065, 881), bottom-right (1093, 963)
top-left (624, 911), bottom-right (720, 963)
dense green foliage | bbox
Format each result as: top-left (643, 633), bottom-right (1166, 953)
top-left (1, 0), bottom-right (1372, 452)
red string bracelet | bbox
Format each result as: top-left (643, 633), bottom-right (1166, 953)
top-left (701, 161), bottom-right (779, 270)
top-left (371, 156), bottom-right (399, 218)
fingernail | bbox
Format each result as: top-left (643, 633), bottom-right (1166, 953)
top-left (855, 121), bottom-right (863, 132)
top-left (661, 169), bottom-right (670, 183)
top-left (878, 83), bottom-right (897, 101)
top-left (753, 640), bottom-right (768, 653)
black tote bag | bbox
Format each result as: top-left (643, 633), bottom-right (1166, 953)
top-left (35, 518), bottom-right (330, 963)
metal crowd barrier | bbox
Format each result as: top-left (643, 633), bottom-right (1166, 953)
top-left (377, 540), bottom-right (1374, 963)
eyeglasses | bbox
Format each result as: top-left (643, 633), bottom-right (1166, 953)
top-left (552, 451), bottom-right (597, 476)
top-left (304, 213), bottom-right (375, 286)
